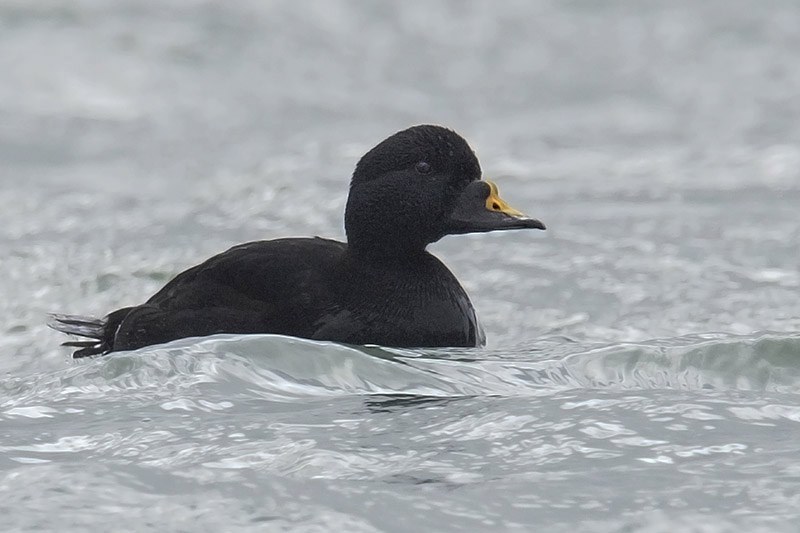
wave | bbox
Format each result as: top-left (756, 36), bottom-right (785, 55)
top-left (3, 332), bottom-right (799, 415)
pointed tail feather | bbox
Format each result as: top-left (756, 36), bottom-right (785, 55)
top-left (49, 313), bottom-right (104, 337)
top-left (48, 308), bottom-right (133, 358)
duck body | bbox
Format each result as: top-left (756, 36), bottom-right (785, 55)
top-left (52, 125), bottom-right (543, 357)
top-left (109, 237), bottom-right (481, 353)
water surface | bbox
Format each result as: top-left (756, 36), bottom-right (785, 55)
top-left (2, 1), bottom-right (799, 531)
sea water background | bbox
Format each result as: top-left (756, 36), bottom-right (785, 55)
top-left (2, 1), bottom-right (800, 531)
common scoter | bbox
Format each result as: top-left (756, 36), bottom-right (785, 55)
top-left (51, 125), bottom-right (545, 356)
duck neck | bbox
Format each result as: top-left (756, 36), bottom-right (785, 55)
top-left (344, 208), bottom-right (436, 261)
top-left (345, 237), bottom-right (430, 263)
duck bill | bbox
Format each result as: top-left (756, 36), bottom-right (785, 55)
top-left (444, 180), bottom-right (545, 235)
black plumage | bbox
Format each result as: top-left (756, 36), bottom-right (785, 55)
top-left (51, 125), bottom-right (545, 357)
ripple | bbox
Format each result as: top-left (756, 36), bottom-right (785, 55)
top-left (4, 332), bottom-right (800, 416)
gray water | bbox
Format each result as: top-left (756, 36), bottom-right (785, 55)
top-left (2, 1), bottom-right (800, 531)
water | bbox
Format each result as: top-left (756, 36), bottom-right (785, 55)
top-left (2, 1), bottom-right (800, 531)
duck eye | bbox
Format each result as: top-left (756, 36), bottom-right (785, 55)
top-left (414, 161), bottom-right (431, 174)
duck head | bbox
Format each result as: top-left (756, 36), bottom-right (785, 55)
top-left (345, 125), bottom-right (545, 256)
